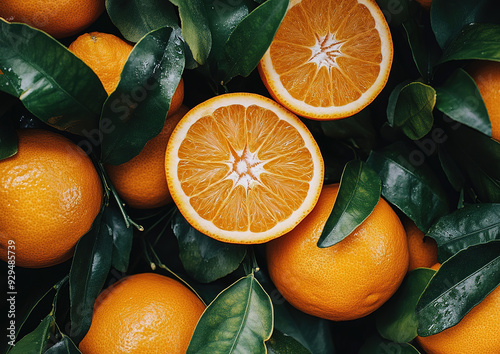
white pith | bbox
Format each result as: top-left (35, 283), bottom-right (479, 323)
top-left (309, 33), bottom-right (345, 69)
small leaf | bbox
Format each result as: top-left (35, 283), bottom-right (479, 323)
top-left (266, 330), bottom-right (311, 354)
top-left (416, 240), bottom-right (500, 336)
top-left (376, 268), bottom-right (435, 343)
top-left (440, 23), bottom-right (500, 63)
top-left (105, 201), bottom-right (134, 273)
top-left (172, 210), bottom-right (247, 283)
top-left (187, 273), bottom-right (273, 354)
top-left (359, 335), bottom-right (420, 354)
top-left (100, 26), bottom-right (185, 165)
top-left (391, 82), bottom-right (436, 140)
top-left (69, 212), bottom-right (113, 342)
top-left (106, 0), bottom-right (179, 42)
top-left (318, 160), bottom-right (381, 247)
top-left (0, 20), bottom-right (107, 135)
top-left (427, 203), bottom-right (500, 262)
top-left (9, 315), bottom-right (54, 354)
top-left (221, 0), bottom-right (288, 83)
top-left (0, 118), bottom-right (17, 160)
top-left (435, 68), bottom-right (491, 136)
top-left (386, 81), bottom-right (409, 127)
top-left (44, 336), bottom-right (81, 354)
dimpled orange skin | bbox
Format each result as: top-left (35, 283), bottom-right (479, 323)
top-left (0, 129), bottom-right (103, 268)
top-left (79, 273), bottom-right (206, 354)
top-left (105, 105), bottom-right (188, 209)
top-left (405, 220), bottom-right (438, 271)
top-left (266, 183), bottom-right (409, 321)
top-left (0, 0), bottom-right (105, 39)
top-left (416, 285), bottom-right (500, 354)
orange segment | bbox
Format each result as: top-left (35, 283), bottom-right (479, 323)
top-left (165, 93), bottom-right (324, 244)
top-left (259, 0), bottom-right (393, 120)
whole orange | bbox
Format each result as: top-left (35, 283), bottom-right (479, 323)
top-left (0, 0), bottom-right (105, 39)
top-left (266, 183), bottom-right (409, 321)
top-left (416, 285), bottom-right (500, 354)
top-left (0, 129), bottom-right (103, 268)
top-left (105, 105), bottom-right (189, 209)
top-left (79, 273), bottom-right (206, 354)
top-left (405, 219), bottom-right (438, 271)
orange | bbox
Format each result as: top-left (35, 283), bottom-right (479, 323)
top-left (468, 60), bottom-right (500, 141)
top-left (79, 273), bottom-right (206, 354)
top-left (266, 183), bottom-right (409, 321)
top-left (416, 285), bottom-right (500, 354)
top-left (430, 262), bottom-right (441, 271)
top-left (405, 220), bottom-right (438, 271)
top-left (0, 0), bottom-right (105, 39)
top-left (106, 105), bottom-right (189, 209)
top-left (258, 0), bottom-right (393, 120)
top-left (0, 129), bottom-right (103, 268)
top-left (165, 92), bottom-right (324, 244)
top-left (415, 0), bottom-right (432, 10)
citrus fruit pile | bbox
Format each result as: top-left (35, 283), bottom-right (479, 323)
top-left (1, 0), bottom-right (499, 353)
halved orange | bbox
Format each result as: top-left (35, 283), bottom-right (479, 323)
top-left (259, 0), bottom-right (393, 120)
top-left (165, 93), bottom-right (324, 244)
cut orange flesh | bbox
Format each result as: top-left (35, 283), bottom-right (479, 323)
top-left (165, 93), bottom-right (324, 244)
top-left (259, 0), bottom-right (393, 120)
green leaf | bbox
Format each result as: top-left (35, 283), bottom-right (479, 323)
top-left (387, 81), bottom-right (410, 127)
top-left (172, 210), bottom-right (247, 283)
top-left (9, 315), bottom-right (54, 354)
top-left (391, 82), bottom-right (436, 140)
top-left (106, 0), bottom-right (179, 42)
top-left (376, 268), bottom-right (435, 343)
top-left (440, 23), bottom-right (500, 63)
top-left (187, 273), bottom-right (273, 354)
top-left (222, 0), bottom-right (288, 83)
top-left (0, 118), bottom-right (17, 160)
top-left (427, 203), bottom-right (500, 262)
top-left (69, 212), bottom-right (113, 342)
top-left (416, 240), bottom-right (500, 336)
top-left (437, 145), bottom-right (466, 192)
top-left (266, 330), bottom-right (311, 354)
top-left (171, 0), bottom-right (211, 65)
top-left (105, 201), bottom-right (134, 273)
top-left (100, 26), bottom-right (185, 165)
top-left (435, 68), bottom-right (491, 136)
top-left (0, 20), bottom-right (107, 135)
top-left (0, 71), bottom-right (18, 96)
top-left (366, 142), bottom-right (450, 232)
top-left (44, 336), bottom-right (81, 354)
top-left (359, 335), bottom-right (420, 354)
top-left (318, 160), bottom-right (381, 248)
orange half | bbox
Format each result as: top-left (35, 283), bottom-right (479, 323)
top-left (259, 0), bottom-right (393, 120)
top-left (165, 93), bottom-right (324, 244)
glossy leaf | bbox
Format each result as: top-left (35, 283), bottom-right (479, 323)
top-left (100, 26), bottom-right (185, 165)
top-left (9, 315), bottom-right (54, 354)
top-left (366, 142), bottom-right (450, 232)
top-left (416, 240), bottom-right (500, 336)
top-left (359, 335), bottom-right (420, 354)
top-left (69, 212), bottom-right (113, 342)
top-left (391, 82), bottom-right (436, 140)
top-left (376, 268), bottom-right (435, 343)
top-left (427, 203), bottom-right (500, 262)
top-left (187, 273), bottom-right (273, 353)
top-left (0, 72), bottom-right (18, 96)
top-left (435, 68), bottom-right (491, 136)
top-left (172, 211), bottom-right (247, 283)
top-left (44, 336), bottom-right (81, 354)
top-left (106, 0), bottom-right (179, 42)
top-left (222, 0), bottom-right (289, 83)
top-left (318, 160), bottom-right (381, 247)
top-left (437, 145), bottom-right (466, 192)
top-left (266, 330), bottom-right (311, 354)
top-left (0, 118), bottom-right (17, 160)
top-left (105, 202), bottom-right (134, 273)
top-left (0, 20), bottom-right (107, 135)
top-left (440, 23), bottom-right (500, 63)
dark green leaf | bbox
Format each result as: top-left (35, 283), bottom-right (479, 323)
top-left (437, 145), bottom-right (466, 192)
top-left (105, 201), bottom-right (134, 273)
top-left (44, 336), bottom-right (81, 354)
top-left (187, 273), bottom-right (273, 353)
top-left (266, 330), bottom-right (311, 354)
top-left (318, 160), bottom-right (381, 247)
top-left (359, 335), bottom-right (420, 354)
top-left (172, 210), bottom-right (247, 283)
top-left (387, 81), bottom-right (409, 127)
top-left (171, 0), bottom-right (211, 65)
top-left (69, 212), bottom-right (113, 342)
top-left (427, 203), bottom-right (500, 262)
top-left (0, 71), bottom-right (18, 96)
top-left (392, 82), bottom-right (436, 140)
top-left (435, 68), bottom-right (491, 136)
top-left (0, 20), bottom-right (107, 135)
top-left (9, 315), bottom-right (54, 354)
top-left (376, 268), bottom-right (435, 343)
top-left (0, 118), bottom-right (17, 160)
top-left (222, 0), bottom-right (289, 83)
top-left (440, 23), bottom-right (500, 63)
top-left (366, 142), bottom-right (450, 232)
top-left (106, 0), bottom-right (179, 42)
top-left (416, 240), bottom-right (500, 336)
top-left (100, 26), bottom-right (185, 165)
